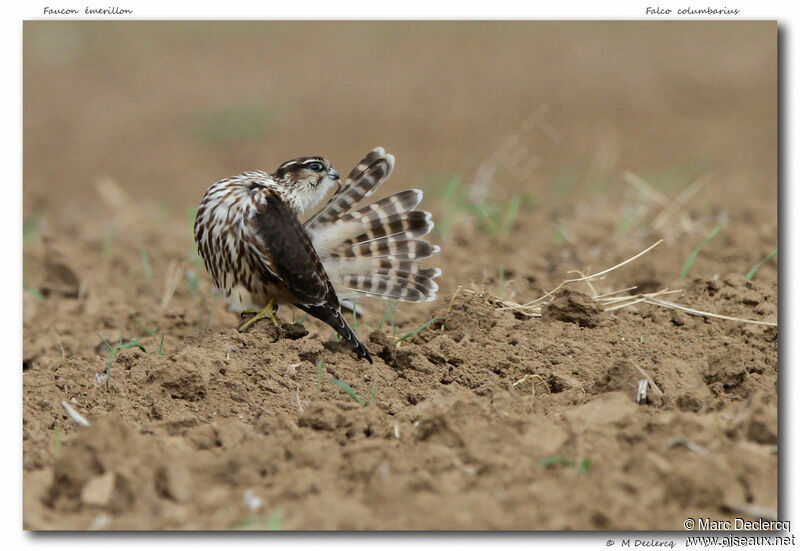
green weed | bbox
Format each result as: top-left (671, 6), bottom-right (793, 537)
top-left (186, 269), bottom-right (200, 296)
top-left (196, 311), bottom-right (212, 331)
top-left (351, 299), bottom-right (360, 338)
top-left (539, 456), bottom-right (592, 473)
top-left (25, 287), bottom-right (44, 300)
top-left (376, 300), bottom-right (399, 336)
top-left (23, 263), bottom-right (44, 300)
top-left (395, 317), bottom-right (443, 344)
top-left (97, 333), bottom-right (146, 376)
top-left (231, 509), bottom-right (284, 530)
top-left (616, 206), bottom-right (646, 235)
top-left (435, 176), bottom-right (535, 240)
top-left (23, 216), bottom-right (43, 247)
top-left (745, 248), bottom-right (777, 281)
top-left (330, 378), bottom-right (367, 407)
top-left (679, 223), bottom-right (723, 279)
top-left (130, 315), bottom-right (158, 337)
top-left (553, 223), bottom-right (569, 245)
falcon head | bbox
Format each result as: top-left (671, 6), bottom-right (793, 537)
top-left (272, 156), bottom-right (340, 214)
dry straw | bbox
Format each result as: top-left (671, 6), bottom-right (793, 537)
top-left (468, 240), bottom-right (777, 328)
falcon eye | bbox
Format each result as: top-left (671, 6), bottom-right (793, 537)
top-left (307, 162), bottom-right (324, 172)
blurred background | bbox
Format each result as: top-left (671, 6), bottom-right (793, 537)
top-left (23, 21), bottom-right (777, 319)
top-left (24, 21), bottom-right (775, 209)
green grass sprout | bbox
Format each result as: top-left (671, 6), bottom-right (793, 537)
top-left (22, 264), bottom-right (44, 299)
top-left (351, 299), bottom-right (360, 338)
top-left (679, 223), bottom-right (723, 279)
top-left (617, 206), bottom-right (645, 235)
top-left (331, 378), bottom-right (368, 407)
top-left (130, 315), bottom-right (158, 337)
top-left (539, 455), bottom-right (592, 473)
top-left (316, 360), bottom-right (323, 394)
top-left (265, 510), bottom-right (284, 530)
top-left (232, 509), bottom-right (284, 530)
top-left (539, 455), bottom-right (574, 468)
top-left (292, 309), bottom-right (310, 324)
top-left (23, 216), bottom-right (42, 248)
top-left (140, 246), bottom-right (153, 287)
top-left (435, 176), bottom-right (464, 238)
top-left (497, 268), bottom-right (507, 299)
top-left (186, 269), bottom-right (200, 296)
top-left (553, 222), bottom-right (570, 245)
top-left (25, 287), bottom-right (45, 300)
top-left (434, 176), bottom-right (534, 240)
top-left (376, 300), bottom-right (399, 335)
top-left (498, 195), bottom-right (523, 240)
top-left (745, 248), bottom-right (778, 280)
top-left (158, 334), bottom-right (166, 355)
top-left (97, 333), bottom-right (146, 375)
top-left (395, 317), bottom-right (443, 344)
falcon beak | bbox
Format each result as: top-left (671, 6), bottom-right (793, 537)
top-left (328, 168), bottom-right (342, 194)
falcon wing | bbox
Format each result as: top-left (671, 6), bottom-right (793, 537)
top-left (253, 190), bottom-right (334, 307)
top-left (252, 190), bottom-right (372, 362)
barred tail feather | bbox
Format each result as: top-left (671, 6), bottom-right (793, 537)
top-left (340, 272), bottom-right (439, 303)
top-left (341, 189), bottom-right (423, 222)
top-left (323, 257), bottom-right (441, 279)
top-left (307, 147), bottom-right (441, 304)
top-left (324, 255), bottom-right (442, 303)
top-left (309, 189), bottom-right (425, 252)
top-left (333, 237), bottom-right (440, 261)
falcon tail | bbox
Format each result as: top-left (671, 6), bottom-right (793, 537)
top-left (305, 148), bottom-right (441, 305)
top-left (293, 302), bottom-right (373, 363)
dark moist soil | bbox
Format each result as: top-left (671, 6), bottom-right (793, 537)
top-left (23, 22), bottom-right (777, 529)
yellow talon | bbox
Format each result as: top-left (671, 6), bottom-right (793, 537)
top-left (238, 299), bottom-right (280, 331)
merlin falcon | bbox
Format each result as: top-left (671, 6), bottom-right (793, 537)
top-left (194, 147), bottom-right (441, 363)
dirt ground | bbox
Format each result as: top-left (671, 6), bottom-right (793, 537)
top-left (22, 21), bottom-right (777, 530)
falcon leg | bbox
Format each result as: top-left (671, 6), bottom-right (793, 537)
top-left (238, 299), bottom-right (280, 331)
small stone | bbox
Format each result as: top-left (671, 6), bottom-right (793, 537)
top-left (81, 472), bottom-right (115, 507)
top-left (155, 463), bottom-right (192, 502)
top-left (243, 489), bottom-right (263, 511)
top-left (543, 288), bottom-right (602, 327)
